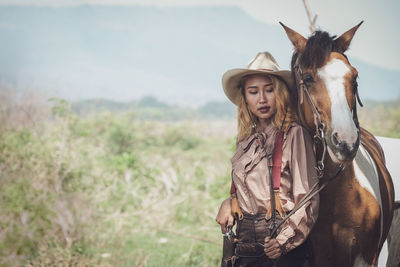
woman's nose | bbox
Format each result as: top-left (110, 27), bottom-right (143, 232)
top-left (259, 91), bottom-right (267, 103)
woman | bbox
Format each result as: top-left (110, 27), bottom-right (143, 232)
top-left (217, 52), bottom-right (319, 267)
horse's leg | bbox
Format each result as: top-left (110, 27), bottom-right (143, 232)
top-left (332, 223), bottom-right (359, 266)
top-left (310, 222), bottom-right (334, 266)
top-left (312, 165), bottom-right (382, 267)
top-left (311, 207), bottom-right (359, 267)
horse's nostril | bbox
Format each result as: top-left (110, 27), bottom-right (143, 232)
top-left (332, 132), bottom-right (339, 146)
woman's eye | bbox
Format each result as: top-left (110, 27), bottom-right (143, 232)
top-left (303, 74), bottom-right (314, 83)
top-left (265, 88), bottom-right (273, 93)
top-left (249, 91), bottom-right (257, 95)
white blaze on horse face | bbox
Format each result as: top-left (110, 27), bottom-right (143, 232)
top-left (317, 59), bottom-right (358, 148)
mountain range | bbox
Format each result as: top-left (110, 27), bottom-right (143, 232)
top-left (0, 5), bottom-right (398, 106)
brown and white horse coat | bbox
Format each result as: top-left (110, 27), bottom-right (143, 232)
top-left (280, 22), bottom-right (395, 267)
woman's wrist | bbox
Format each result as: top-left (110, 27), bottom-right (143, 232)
top-left (277, 236), bottom-right (295, 255)
top-left (279, 243), bottom-right (288, 255)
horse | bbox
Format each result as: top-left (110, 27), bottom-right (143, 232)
top-left (279, 22), bottom-right (395, 266)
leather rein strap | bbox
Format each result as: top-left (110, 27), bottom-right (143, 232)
top-left (270, 164), bottom-right (344, 237)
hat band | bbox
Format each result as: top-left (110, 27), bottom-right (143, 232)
top-left (251, 68), bottom-right (278, 71)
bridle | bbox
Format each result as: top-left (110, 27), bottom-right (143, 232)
top-left (294, 58), bottom-right (327, 177)
top-left (292, 54), bottom-right (362, 178)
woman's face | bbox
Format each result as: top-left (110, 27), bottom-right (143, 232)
top-left (243, 74), bottom-right (277, 123)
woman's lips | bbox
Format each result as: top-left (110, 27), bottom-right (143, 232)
top-left (258, 107), bottom-right (269, 113)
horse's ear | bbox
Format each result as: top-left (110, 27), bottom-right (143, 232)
top-left (334, 21), bottom-right (364, 52)
top-left (279, 22), bottom-right (307, 53)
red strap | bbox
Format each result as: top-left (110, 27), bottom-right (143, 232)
top-left (272, 131), bottom-right (284, 190)
top-left (230, 177), bottom-right (236, 194)
top-left (230, 130), bottom-right (284, 194)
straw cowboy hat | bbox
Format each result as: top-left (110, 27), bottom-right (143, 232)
top-left (222, 51), bottom-right (294, 105)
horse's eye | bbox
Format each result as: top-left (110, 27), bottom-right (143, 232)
top-left (303, 74), bottom-right (314, 83)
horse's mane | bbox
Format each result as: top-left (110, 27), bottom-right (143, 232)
top-left (290, 31), bottom-right (341, 70)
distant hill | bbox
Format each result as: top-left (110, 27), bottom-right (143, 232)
top-left (73, 98), bottom-right (135, 114)
top-left (72, 96), bottom-right (235, 119)
top-left (72, 96), bottom-right (399, 124)
top-left (0, 5), bottom-right (399, 105)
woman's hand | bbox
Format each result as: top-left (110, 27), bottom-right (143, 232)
top-left (264, 237), bottom-right (282, 259)
top-left (215, 198), bottom-right (234, 234)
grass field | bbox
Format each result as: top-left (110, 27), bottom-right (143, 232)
top-left (0, 92), bottom-right (398, 266)
top-left (0, 95), bottom-right (238, 266)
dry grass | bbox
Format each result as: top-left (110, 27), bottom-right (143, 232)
top-left (0, 90), bottom-right (234, 266)
top-left (3, 88), bottom-right (397, 266)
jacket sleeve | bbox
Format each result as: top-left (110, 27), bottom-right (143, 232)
top-left (275, 126), bottom-right (319, 253)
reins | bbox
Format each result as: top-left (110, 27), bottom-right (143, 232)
top-left (270, 164), bottom-right (344, 237)
top-left (269, 57), bottom-right (353, 237)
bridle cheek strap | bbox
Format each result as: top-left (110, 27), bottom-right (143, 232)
top-left (294, 59), bottom-right (323, 133)
top-left (294, 59), bottom-right (327, 176)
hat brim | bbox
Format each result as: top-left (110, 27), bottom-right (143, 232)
top-left (222, 68), bottom-right (295, 106)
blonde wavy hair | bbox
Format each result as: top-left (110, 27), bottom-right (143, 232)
top-left (237, 75), bottom-right (298, 141)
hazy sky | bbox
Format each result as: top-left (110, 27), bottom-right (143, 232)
top-left (1, 0), bottom-right (399, 71)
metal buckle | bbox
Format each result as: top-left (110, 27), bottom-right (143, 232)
top-left (224, 226), bottom-right (233, 241)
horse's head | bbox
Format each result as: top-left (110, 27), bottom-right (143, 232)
top-left (280, 22), bottom-right (363, 164)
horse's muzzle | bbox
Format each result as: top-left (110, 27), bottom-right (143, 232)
top-left (327, 130), bottom-right (360, 163)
